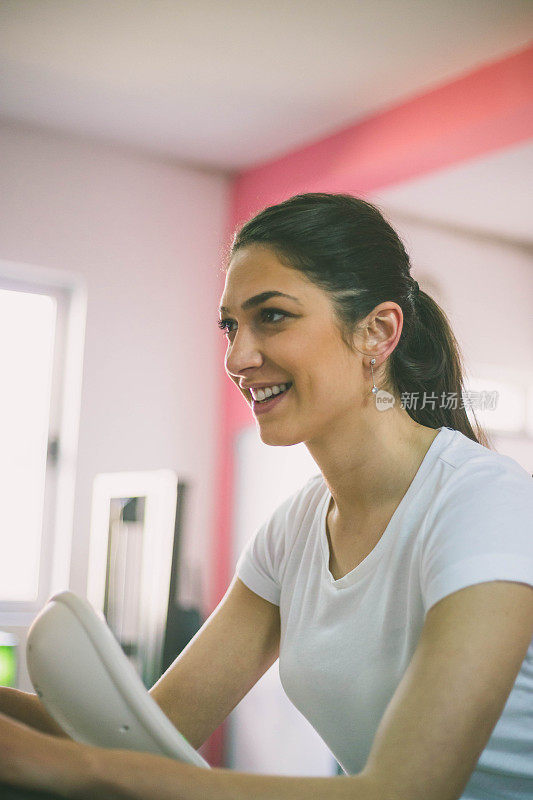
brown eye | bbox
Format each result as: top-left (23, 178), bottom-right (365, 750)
top-left (217, 308), bottom-right (289, 336)
top-left (260, 308), bottom-right (289, 324)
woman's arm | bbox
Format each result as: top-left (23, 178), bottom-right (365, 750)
top-left (149, 574), bottom-right (281, 749)
top-left (0, 576), bottom-right (372, 799)
top-left (77, 580), bottom-right (533, 799)
top-left (7, 581), bottom-right (533, 800)
top-left (0, 712), bottom-right (374, 800)
top-left (359, 579), bottom-right (533, 800)
top-left (3, 579), bottom-right (530, 799)
top-left (78, 746), bottom-right (376, 800)
top-left (2, 572), bottom-right (279, 753)
top-left (0, 686), bottom-right (69, 737)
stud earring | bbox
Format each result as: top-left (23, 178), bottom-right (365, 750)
top-left (370, 358), bottom-right (378, 394)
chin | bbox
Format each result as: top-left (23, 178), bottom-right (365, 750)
top-left (256, 426), bottom-right (302, 448)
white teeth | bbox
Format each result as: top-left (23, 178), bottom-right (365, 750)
top-left (252, 382), bottom-right (290, 401)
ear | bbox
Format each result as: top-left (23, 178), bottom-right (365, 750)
top-left (357, 301), bottom-right (404, 362)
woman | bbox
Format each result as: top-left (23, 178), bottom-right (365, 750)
top-left (1, 193), bottom-right (533, 799)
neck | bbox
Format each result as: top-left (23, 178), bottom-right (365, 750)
top-left (305, 405), bottom-right (440, 528)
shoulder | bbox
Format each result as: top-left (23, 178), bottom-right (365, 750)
top-left (234, 473), bottom-right (325, 602)
top-left (418, 432), bottom-right (533, 614)
top-left (428, 429), bottom-right (533, 522)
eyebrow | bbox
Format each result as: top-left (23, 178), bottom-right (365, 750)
top-left (219, 290), bottom-right (302, 315)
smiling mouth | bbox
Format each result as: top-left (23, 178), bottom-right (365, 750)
top-left (252, 383), bottom-right (293, 403)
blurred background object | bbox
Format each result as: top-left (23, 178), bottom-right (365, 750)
top-left (87, 471), bottom-right (202, 690)
top-left (0, 631), bottom-right (18, 688)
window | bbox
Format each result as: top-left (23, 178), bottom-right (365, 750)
top-left (0, 288), bottom-right (56, 601)
top-left (0, 263), bottom-right (86, 625)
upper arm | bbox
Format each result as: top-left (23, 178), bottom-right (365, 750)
top-left (149, 574), bottom-right (280, 749)
top-left (360, 580), bottom-right (533, 800)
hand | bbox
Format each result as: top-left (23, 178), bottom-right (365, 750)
top-left (0, 710), bottom-right (87, 797)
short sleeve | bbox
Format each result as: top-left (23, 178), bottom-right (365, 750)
top-left (420, 461), bottom-right (533, 615)
top-left (235, 514), bottom-right (282, 605)
top-left (234, 475), bottom-right (322, 606)
top-left (235, 488), bottom-right (300, 605)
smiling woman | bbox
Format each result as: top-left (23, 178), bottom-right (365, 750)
top-left (1, 193), bottom-right (532, 800)
top-left (215, 193), bottom-right (533, 798)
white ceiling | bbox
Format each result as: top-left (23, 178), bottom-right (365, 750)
top-left (1, 0), bottom-right (532, 171)
top-left (1, 1), bottom-right (531, 245)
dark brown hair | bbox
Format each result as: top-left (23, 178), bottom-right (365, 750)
top-left (228, 192), bottom-right (491, 448)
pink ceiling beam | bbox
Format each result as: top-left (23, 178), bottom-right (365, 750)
top-left (233, 44), bottom-right (533, 224)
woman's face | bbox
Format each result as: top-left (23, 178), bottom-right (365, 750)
top-left (219, 244), bottom-right (368, 446)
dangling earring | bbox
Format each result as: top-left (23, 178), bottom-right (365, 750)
top-left (370, 358), bottom-right (378, 394)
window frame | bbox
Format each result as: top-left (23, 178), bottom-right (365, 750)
top-left (0, 260), bottom-right (87, 627)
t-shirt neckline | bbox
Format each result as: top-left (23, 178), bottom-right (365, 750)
top-left (319, 426), bottom-right (453, 589)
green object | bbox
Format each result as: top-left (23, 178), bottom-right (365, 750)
top-left (0, 631), bottom-right (17, 687)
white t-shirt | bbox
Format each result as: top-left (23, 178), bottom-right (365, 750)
top-left (235, 426), bottom-right (533, 799)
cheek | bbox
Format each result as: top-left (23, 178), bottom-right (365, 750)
top-left (288, 330), bottom-right (334, 366)
top-left (315, 362), bottom-right (361, 405)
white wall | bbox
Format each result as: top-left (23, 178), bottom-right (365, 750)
top-left (0, 121), bottom-right (230, 628)
top-left (382, 210), bottom-right (533, 471)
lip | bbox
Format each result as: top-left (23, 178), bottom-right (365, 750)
top-left (252, 384), bottom-right (292, 415)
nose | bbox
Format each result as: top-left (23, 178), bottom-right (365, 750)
top-left (225, 326), bottom-right (263, 379)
